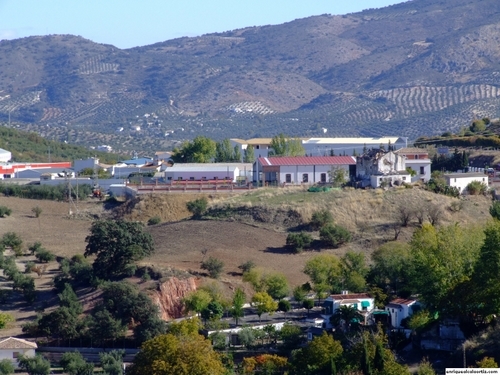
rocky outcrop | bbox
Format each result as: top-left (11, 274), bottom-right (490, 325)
top-left (150, 277), bottom-right (197, 320)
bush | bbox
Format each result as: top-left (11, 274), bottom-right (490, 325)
top-left (147, 216), bottom-right (161, 226)
top-left (1, 232), bottom-right (23, 255)
top-left (310, 209), bottom-right (334, 230)
top-left (0, 206), bottom-right (12, 218)
top-left (319, 224), bottom-right (351, 248)
top-left (201, 256), bottom-right (224, 279)
top-left (466, 180), bottom-right (488, 195)
top-left (286, 232), bottom-right (313, 253)
top-left (35, 249), bottom-right (55, 263)
top-left (186, 197), bottom-right (208, 217)
top-left (490, 201), bottom-right (500, 220)
top-left (238, 260), bottom-right (256, 273)
top-left (31, 206), bottom-right (42, 218)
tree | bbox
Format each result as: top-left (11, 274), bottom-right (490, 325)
top-left (35, 249), bottom-right (55, 263)
top-left (369, 241), bottom-right (411, 295)
top-left (214, 138), bottom-right (234, 162)
top-left (243, 145), bottom-right (255, 163)
top-left (310, 209), bottom-right (334, 230)
top-left (0, 206), bottom-right (12, 218)
top-left (233, 145), bottom-right (242, 162)
top-left (251, 292), bottom-right (278, 322)
top-left (231, 288), bottom-right (246, 326)
top-left (127, 332), bottom-right (225, 375)
top-left (0, 359), bottom-right (14, 375)
top-left (286, 232), bottom-right (312, 253)
top-left (263, 273), bottom-right (289, 300)
top-left (0, 313), bottom-right (14, 329)
top-left (302, 299), bottom-right (314, 315)
top-left (417, 358), bottom-right (436, 375)
top-left (201, 256), bottom-right (224, 279)
top-left (171, 136), bottom-right (216, 163)
top-left (291, 332), bottom-right (343, 374)
top-left (279, 323), bottom-right (303, 349)
top-left (320, 224), bottom-right (351, 248)
top-left (238, 260), bottom-right (256, 273)
top-left (200, 300), bottom-right (224, 323)
top-left (374, 340), bottom-right (385, 372)
top-left (293, 285), bottom-right (307, 304)
top-left (59, 352), bottom-right (94, 375)
top-left (477, 356), bottom-right (499, 368)
top-left (84, 220), bottom-right (155, 279)
top-left (328, 167), bottom-right (347, 187)
top-left (186, 197), bottom-right (208, 218)
top-left (303, 254), bottom-right (341, 294)
top-left (489, 201), bottom-right (500, 220)
top-left (278, 300), bottom-right (291, 316)
top-left (183, 289), bottom-right (212, 315)
top-left (331, 305), bottom-right (363, 330)
top-left (1, 232), bottom-right (22, 255)
top-left (18, 354), bottom-right (51, 375)
top-left (238, 327), bottom-right (256, 349)
top-left (99, 350), bottom-right (124, 375)
top-left (269, 133), bottom-right (305, 156)
top-left (88, 308), bottom-right (127, 347)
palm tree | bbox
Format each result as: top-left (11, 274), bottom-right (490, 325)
top-left (330, 305), bottom-right (363, 331)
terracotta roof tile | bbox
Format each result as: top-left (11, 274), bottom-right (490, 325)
top-left (0, 337), bottom-right (37, 349)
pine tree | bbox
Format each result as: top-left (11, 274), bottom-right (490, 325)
top-left (244, 145), bottom-right (255, 163)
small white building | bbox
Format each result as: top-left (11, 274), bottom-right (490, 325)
top-left (321, 292), bottom-right (375, 329)
top-left (0, 337), bottom-right (37, 367)
top-left (164, 163), bottom-right (252, 183)
top-left (385, 298), bottom-right (419, 328)
top-left (74, 157), bottom-right (100, 174)
top-left (444, 172), bottom-right (488, 194)
top-left (255, 156), bottom-right (356, 185)
top-left (302, 137), bottom-right (407, 157)
top-left (395, 147), bottom-right (432, 183)
top-left (0, 148), bottom-right (12, 163)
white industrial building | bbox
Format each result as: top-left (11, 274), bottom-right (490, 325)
top-left (0, 148), bottom-right (11, 162)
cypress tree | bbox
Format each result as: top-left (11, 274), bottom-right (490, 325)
top-left (374, 339), bottom-right (385, 372)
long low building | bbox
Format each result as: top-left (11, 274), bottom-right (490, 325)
top-left (255, 156), bottom-right (356, 185)
top-left (164, 163), bottom-right (253, 183)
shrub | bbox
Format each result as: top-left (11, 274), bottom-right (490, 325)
top-left (319, 224), bottom-right (351, 248)
top-left (1, 232), bottom-right (22, 255)
top-left (201, 256), bottom-right (224, 279)
top-left (490, 201), bottom-right (500, 220)
top-left (186, 197), bottom-right (208, 217)
top-left (286, 232), bottom-right (313, 253)
top-left (0, 206), bottom-right (12, 218)
top-left (31, 206), bottom-right (42, 218)
top-left (147, 216), bottom-right (161, 226)
top-left (238, 260), bottom-right (256, 273)
top-left (35, 249), bottom-right (55, 263)
top-left (466, 180), bottom-right (488, 195)
top-left (310, 209), bottom-right (333, 230)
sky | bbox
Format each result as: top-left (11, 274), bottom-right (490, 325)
top-left (0, 0), bottom-right (406, 49)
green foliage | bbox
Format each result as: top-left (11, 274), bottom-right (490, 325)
top-left (252, 292), bottom-right (278, 321)
top-left (406, 167), bottom-right (417, 177)
top-left (328, 167), bottom-right (347, 187)
top-left (286, 232), bottom-right (312, 253)
top-left (0, 182), bottom-right (93, 201)
top-left (35, 249), bottom-right (55, 263)
top-left (18, 354), bottom-right (51, 375)
top-left (147, 216), bottom-right (161, 225)
top-left (470, 119), bottom-right (487, 133)
top-left (476, 356), bottom-right (499, 368)
top-left (0, 206), bottom-right (12, 218)
top-left (408, 310), bottom-right (434, 332)
top-left (186, 197), bottom-right (208, 217)
top-left (310, 209), bottom-right (334, 230)
top-left (0, 359), bottom-right (15, 375)
top-left (291, 332), bottom-right (343, 374)
top-left (303, 254), bottom-right (341, 295)
top-left (269, 133), bottom-right (305, 156)
top-left (89, 308), bottom-right (127, 346)
top-left (0, 312), bottom-right (14, 329)
top-left (280, 323), bottom-right (303, 349)
top-left (238, 260), bottom-right (256, 273)
top-left (59, 352), bottom-right (94, 375)
top-left (489, 201), bottom-right (500, 220)
top-left (84, 220), bottom-right (155, 279)
top-left (200, 256), bottom-right (224, 279)
top-left (99, 350), bottom-right (124, 375)
top-left (184, 290), bottom-right (212, 314)
top-left (214, 138), bottom-right (241, 162)
top-left (238, 327), bottom-right (257, 349)
top-left (171, 135), bottom-right (216, 163)
top-left (340, 251), bottom-right (368, 293)
top-left (417, 358), bottom-right (436, 375)
top-left (1, 232), bottom-right (22, 254)
top-left (466, 180), bottom-right (488, 195)
top-left (31, 206), bottom-right (42, 218)
top-left (201, 300), bottom-right (224, 322)
top-left (302, 299), bottom-right (314, 313)
top-left (320, 224), bottom-right (351, 248)
top-left (264, 273), bottom-right (290, 300)
top-left (231, 288), bottom-right (246, 326)
top-left (243, 145), bottom-right (255, 163)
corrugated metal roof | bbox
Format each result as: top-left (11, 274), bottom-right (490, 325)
top-left (165, 166), bottom-right (238, 172)
top-left (258, 156), bottom-right (356, 166)
top-left (303, 137), bottom-right (403, 145)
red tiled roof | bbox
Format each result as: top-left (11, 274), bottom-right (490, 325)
top-left (389, 298), bottom-right (416, 306)
top-left (330, 293), bottom-right (372, 300)
top-left (258, 156), bottom-right (356, 166)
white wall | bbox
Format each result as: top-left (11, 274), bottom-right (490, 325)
top-left (446, 175), bottom-right (488, 194)
top-left (405, 160), bottom-right (432, 182)
top-left (370, 173), bottom-right (411, 188)
top-left (0, 348), bottom-right (35, 367)
top-left (278, 165), bottom-right (348, 184)
top-left (74, 158), bottom-right (99, 173)
top-left (166, 168), bottom-right (239, 183)
top-left (0, 149), bottom-right (12, 162)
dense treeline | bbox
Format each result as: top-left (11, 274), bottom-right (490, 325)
top-left (0, 182), bottom-right (93, 201)
top-left (0, 126), bottom-right (124, 164)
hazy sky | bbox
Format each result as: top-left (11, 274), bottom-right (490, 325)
top-left (0, 0), bottom-right (406, 49)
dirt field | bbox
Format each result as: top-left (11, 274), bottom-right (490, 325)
top-left (146, 220), bottom-right (322, 287)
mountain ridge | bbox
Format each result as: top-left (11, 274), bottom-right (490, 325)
top-left (1, 0), bottom-right (500, 153)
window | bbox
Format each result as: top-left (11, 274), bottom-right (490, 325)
top-left (202, 177), bottom-right (207, 180)
top-left (189, 177), bottom-right (195, 180)
top-left (12, 352), bottom-right (20, 359)
top-left (420, 166), bottom-right (425, 175)
top-left (285, 174), bottom-right (291, 183)
top-left (320, 173), bottom-right (327, 183)
top-left (256, 145), bottom-right (260, 149)
top-left (302, 173), bottom-right (308, 183)
top-left (167, 177), bottom-right (172, 181)
top-left (402, 176), bottom-right (406, 181)
top-left (177, 177), bottom-right (183, 180)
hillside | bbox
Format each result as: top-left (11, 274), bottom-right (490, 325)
top-left (2, 0), bottom-right (500, 152)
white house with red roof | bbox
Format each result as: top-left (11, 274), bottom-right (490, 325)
top-left (321, 292), bottom-right (375, 329)
top-left (385, 298), bottom-right (419, 328)
top-left (255, 156), bottom-right (356, 185)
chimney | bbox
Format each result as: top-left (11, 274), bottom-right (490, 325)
top-left (341, 290), bottom-right (349, 295)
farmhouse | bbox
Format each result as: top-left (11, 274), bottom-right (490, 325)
top-left (321, 292), bottom-right (375, 329)
top-left (230, 138), bottom-right (274, 159)
top-left (255, 156), bottom-right (356, 185)
top-left (0, 337), bottom-right (37, 367)
top-left (444, 172), bottom-right (488, 194)
top-left (395, 147), bottom-right (432, 183)
top-left (385, 298), bottom-right (419, 329)
top-left (356, 149), bottom-right (411, 188)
